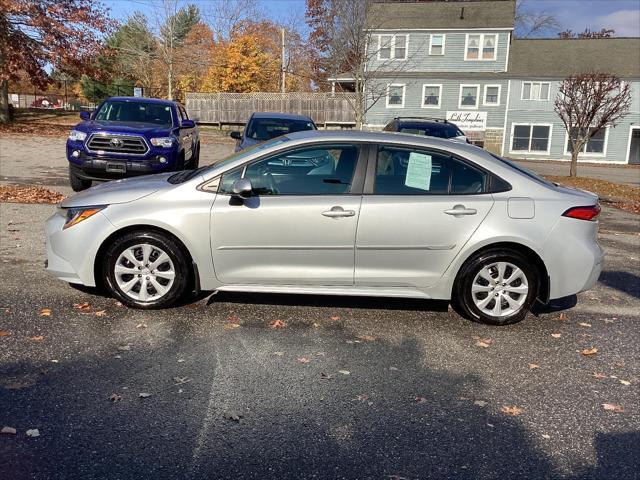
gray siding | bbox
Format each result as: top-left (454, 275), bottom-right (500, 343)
top-left (367, 30), bottom-right (510, 73)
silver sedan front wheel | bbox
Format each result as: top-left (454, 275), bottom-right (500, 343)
top-left (471, 262), bottom-right (529, 318)
top-left (114, 244), bottom-right (176, 302)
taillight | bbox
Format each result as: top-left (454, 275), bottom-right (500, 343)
top-left (562, 204), bottom-right (601, 221)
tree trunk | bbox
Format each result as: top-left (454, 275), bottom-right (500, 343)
top-left (0, 79), bottom-right (9, 124)
top-left (570, 150), bottom-right (579, 177)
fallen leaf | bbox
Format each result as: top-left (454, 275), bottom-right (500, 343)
top-left (330, 315), bottom-right (340, 321)
top-left (500, 406), bottom-right (524, 416)
top-left (138, 392), bottom-right (152, 398)
top-left (614, 362), bottom-right (625, 368)
top-left (39, 308), bottom-right (51, 317)
top-left (338, 370), bottom-right (350, 375)
top-left (269, 319), bottom-right (286, 329)
top-left (315, 352), bottom-right (326, 357)
top-left (474, 400), bottom-right (488, 407)
top-left (1, 426), bottom-right (16, 435)
top-left (297, 357), bottom-right (310, 364)
top-left (475, 338), bottom-right (492, 348)
top-left (226, 314), bottom-right (239, 322)
top-left (604, 318), bottom-right (615, 324)
top-left (592, 372), bottom-right (606, 379)
top-left (25, 429), bottom-right (40, 438)
top-left (225, 411), bottom-right (242, 422)
top-left (94, 310), bottom-right (107, 317)
top-left (136, 323), bottom-right (147, 329)
top-left (320, 372), bottom-right (332, 380)
top-left (173, 377), bottom-right (191, 385)
top-left (602, 403), bottom-right (624, 413)
top-left (73, 302), bottom-right (91, 311)
top-left (109, 393), bottom-right (122, 402)
top-left (0, 330), bottom-right (11, 337)
top-left (273, 351), bottom-right (284, 356)
top-left (117, 344), bottom-right (131, 351)
top-left (541, 434), bottom-right (551, 439)
top-left (528, 363), bottom-right (540, 370)
top-left (619, 380), bottom-right (631, 386)
top-left (389, 366), bottom-right (399, 371)
top-left (551, 333), bottom-right (562, 338)
top-left (354, 394), bottom-right (369, 402)
top-left (578, 322), bottom-right (592, 328)
top-left (29, 336), bottom-right (44, 342)
top-left (581, 347), bottom-right (598, 356)
top-left (357, 334), bottom-right (376, 342)
top-left (3, 308), bottom-right (10, 315)
top-left (224, 323), bottom-right (240, 330)
top-left (414, 396), bottom-right (427, 404)
top-left (558, 313), bottom-right (567, 321)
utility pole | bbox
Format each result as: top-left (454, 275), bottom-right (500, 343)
top-left (281, 28), bottom-right (286, 94)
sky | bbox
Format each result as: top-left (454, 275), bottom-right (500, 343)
top-left (103, 0), bottom-right (640, 37)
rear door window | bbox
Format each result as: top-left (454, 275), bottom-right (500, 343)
top-left (246, 118), bottom-right (316, 141)
top-left (374, 146), bottom-right (487, 195)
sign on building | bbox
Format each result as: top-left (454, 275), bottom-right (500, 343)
top-left (133, 87), bottom-right (143, 98)
top-left (446, 111), bottom-right (487, 131)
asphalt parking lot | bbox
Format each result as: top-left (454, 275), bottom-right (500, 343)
top-left (1, 134), bottom-right (639, 479)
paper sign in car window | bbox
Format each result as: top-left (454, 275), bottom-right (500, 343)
top-left (405, 152), bottom-right (432, 190)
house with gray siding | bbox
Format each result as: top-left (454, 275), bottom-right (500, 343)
top-left (360, 0), bottom-right (640, 164)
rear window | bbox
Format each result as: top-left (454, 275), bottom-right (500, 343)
top-left (246, 118), bottom-right (316, 141)
top-left (397, 122), bottom-right (464, 139)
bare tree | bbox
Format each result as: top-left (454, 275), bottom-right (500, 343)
top-left (515, 0), bottom-right (560, 38)
top-left (306, 0), bottom-right (426, 129)
top-left (558, 28), bottom-right (615, 39)
top-left (554, 72), bottom-right (631, 177)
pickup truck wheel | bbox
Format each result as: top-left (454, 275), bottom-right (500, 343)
top-left (69, 167), bottom-right (92, 192)
top-left (190, 143), bottom-right (200, 169)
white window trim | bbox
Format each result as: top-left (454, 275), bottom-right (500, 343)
top-left (377, 34), bottom-right (409, 61)
top-left (464, 33), bottom-right (498, 61)
top-left (386, 83), bottom-right (406, 108)
top-left (563, 126), bottom-right (609, 158)
top-left (421, 84), bottom-right (442, 109)
top-left (521, 81), bottom-right (551, 101)
top-left (483, 84), bottom-right (502, 106)
top-left (458, 84), bottom-right (480, 109)
top-left (509, 123), bottom-right (554, 155)
top-left (429, 34), bottom-right (446, 55)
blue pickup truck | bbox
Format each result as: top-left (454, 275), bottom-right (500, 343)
top-left (66, 97), bottom-right (199, 191)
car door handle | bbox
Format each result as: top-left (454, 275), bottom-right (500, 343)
top-left (444, 205), bottom-right (477, 216)
top-left (322, 206), bottom-right (356, 218)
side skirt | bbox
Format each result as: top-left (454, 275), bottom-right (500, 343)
top-left (216, 284), bottom-right (433, 299)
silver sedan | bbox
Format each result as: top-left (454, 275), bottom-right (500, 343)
top-left (45, 131), bottom-right (603, 325)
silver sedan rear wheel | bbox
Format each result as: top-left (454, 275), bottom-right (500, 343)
top-left (471, 261), bottom-right (529, 318)
top-left (114, 243), bottom-right (176, 302)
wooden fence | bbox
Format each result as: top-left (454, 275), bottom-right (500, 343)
top-left (185, 92), bottom-right (357, 126)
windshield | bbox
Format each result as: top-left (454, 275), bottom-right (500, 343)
top-left (246, 118), bottom-right (316, 141)
top-left (398, 122), bottom-right (465, 139)
top-left (168, 137), bottom-right (291, 184)
top-left (94, 101), bottom-right (174, 126)
top-left (488, 153), bottom-right (556, 187)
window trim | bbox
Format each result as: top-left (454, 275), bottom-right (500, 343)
top-left (429, 34), bottom-right (446, 55)
top-left (464, 33), bottom-right (498, 61)
top-left (458, 84), bottom-right (480, 109)
top-left (563, 126), bottom-right (609, 158)
top-left (377, 34), bottom-right (409, 61)
top-left (509, 123), bottom-right (553, 155)
top-left (521, 81), bottom-right (551, 101)
top-left (421, 84), bottom-right (442, 109)
top-left (483, 84), bottom-right (502, 106)
top-left (386, 83), bottom-right (406, 108)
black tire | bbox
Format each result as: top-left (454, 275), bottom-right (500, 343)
top-left (175, 151), bottom-right (186, 171)
top-left (453, 249), bottom-right (538, 326)
top-left (69, 167), bottom-right (92, 192)
top-left (102, 231), bottom-right (190, 309)
top-left (190, 143), bottom-right (200, 169)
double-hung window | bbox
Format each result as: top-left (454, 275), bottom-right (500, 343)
top-left (378, 34), bottom-right (408, 60)
top-left (566, 127), bottom-right (607, 155)
top-left (386, 84), bottom-right (405, 108)
top-left (511, 124), bottom-right (552, 154)
top-left (483, 85), bottom-right (501, 106)
top-left (422, 84), bottom-right (442, 108)
top-left (429, 34), bottom-right (445, 55)
top-left (459, 85), bottom-right (479, 109)
top-left (522, 82), bottom-right (550, 101)
top-left (465, 34), bottom-right (497, 61)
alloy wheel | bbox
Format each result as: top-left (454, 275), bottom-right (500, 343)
top-left (471, 261), bottom-right (529, 318)
top-left (113, 243), bottom-right (176, 302)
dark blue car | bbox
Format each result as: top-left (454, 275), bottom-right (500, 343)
top-left (66, 97), bottom-right (199, 191)
top-left (230, 112), bottom-right (316, 152)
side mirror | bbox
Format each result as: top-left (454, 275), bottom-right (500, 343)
top-left (229, 131), bottom-right (242, 141)
top-left (80, 111), bottom-right (90, 121)
top-left (181, 119), bottom-right (196, 128)
top-left (231, 178), bottom-right (253, 199)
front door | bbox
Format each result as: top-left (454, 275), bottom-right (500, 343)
top-left (211, 143), bottom-right (364, 285)
top-left (355, 145), bottom-right (494, 288)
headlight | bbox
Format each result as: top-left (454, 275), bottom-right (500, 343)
top-left (150, 137), bottom-right (174, 147)
top-left (68, 130), bottom-right (87, 142)
top-left (63, 206), bottom-right (106, 229)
